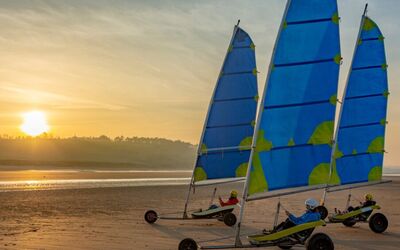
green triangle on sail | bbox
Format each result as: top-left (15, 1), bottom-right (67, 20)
top-left (368, 166), bottom-right (382, 181)
top-left (255, 130), bottom-right (273, 152)
top-left (367, 137), bottom-right (384, 153)
top-left (235, 162), bottom-right (248, 177)
top-left (248, 152), bottom-right (268, 194)
top-left (200, 143), bottom-right (208, 154)
top-left (194, 167), bottom-right (207, 182)
top-left (308, 121), bottom-right (334, 145)
top-left (239, 136), bottom-right (252, 149)
top-left (308, 162), bottom-right (340, 186)
top-left (363, 17), bottom-right (377, 31)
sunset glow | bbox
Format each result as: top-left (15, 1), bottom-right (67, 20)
top-left (20, 111), bottom-right (50, 136)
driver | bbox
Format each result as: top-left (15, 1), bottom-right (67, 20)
top-left (208, 190), bottom-right (239, 210)
top-left (264, 198), bottom-right (321, 234)
top-left (219, 190), bottom-right (239, 206)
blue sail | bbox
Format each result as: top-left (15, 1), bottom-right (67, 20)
top-left (193, 26), bottom-right (258, 183)
top-left (335, 16), bottom-right (388, 185)
top-left (248, 0), bottom-right (341, 195)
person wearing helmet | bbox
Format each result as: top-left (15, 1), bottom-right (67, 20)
top-left (219, 190), bottom-right (239, 207)
top-left (263, 198), bottom-right (321, 234)
top-left (346, 193), bottom-right (376, 219)
top-left (362, 193), bottom-right (376, 207)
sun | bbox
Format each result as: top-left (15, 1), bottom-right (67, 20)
top-left (20, 111), bottom-right (50, 136)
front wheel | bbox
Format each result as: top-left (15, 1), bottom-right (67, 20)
top-left (144, 210), bottom-right (158, 224)
top-left (316, 205), bottom-right (328, 220)
top-left (369, 213), bottom-right (388, 233)
top-left (179, 238), bottom-right (198, 250)
top-left (306, 233), bottom-right (334, 250)
top-left (223, 212), bottom-right (237, 227)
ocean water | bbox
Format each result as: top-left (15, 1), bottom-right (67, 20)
top-left (0, 168), bottom-right (398, 192)
top-left (0, 177), bottom-right (191, 192)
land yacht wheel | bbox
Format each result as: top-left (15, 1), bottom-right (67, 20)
top-left (369, 213), bottom-right (388, 233)
top-left (223, 212), bottom-right (237, 227)
top-left (316, 206), bottom-right (328, 220)
top-left (179, 238), bottom-right (198, 250)
top-left (342, 218), bottom-right (356, 227)
top-left (144, 210), bottom-right (158, 224)
top-left (306, 233), bottom-right (334, 250)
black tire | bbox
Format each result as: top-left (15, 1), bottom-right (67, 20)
top-left (316, 205), bottom-right (329, 220)
top-left (342, 218), bottom-right (356, 227)
top-left (179, 238), bottom-right (198, 250)
top-left (347, 206), bottom-right (354, 212)
top-left (306, 233), bottom-right (334, 250)
top-left (223, 212), bottom-right (237, 227)
top-left (144, 210), bottom-right (158, 224)
top-left (369, 213), bottom-right (388, 233)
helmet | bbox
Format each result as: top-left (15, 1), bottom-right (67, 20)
top-left (305, 198), bottom-right (319, 210)
top-left (365, 193), bottom-right (373, 201)
top-left (230, 190), bottom-right (238, 198)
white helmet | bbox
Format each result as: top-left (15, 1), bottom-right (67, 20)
top-left (305, 198), bottom-right (319, 210)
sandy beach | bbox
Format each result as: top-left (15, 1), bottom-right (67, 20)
top-left (0, 176), bottom-right (399, 250)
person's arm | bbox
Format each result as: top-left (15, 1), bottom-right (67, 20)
top-left (288, 213), bottom-right (303, 225)
top-left (219, 197), bottom-right (226, 206)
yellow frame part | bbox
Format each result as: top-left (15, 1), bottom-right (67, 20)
top-left (191, 205), bottom-right (236, 217)
top-left (248, 220), bottom-right (326, 242)
top-left (330, 205), bottom-right (380, 221)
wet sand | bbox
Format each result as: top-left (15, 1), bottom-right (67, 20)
top-left (0, 177), bottom-right (399, 249)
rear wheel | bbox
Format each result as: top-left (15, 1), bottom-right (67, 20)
top-left (316, 206), bottom-right (328, 220)
top-left (369, 213), bottom-right (388, 233)
top-left (342, 218), bottom-right (356, 227)
top-left (306, 233), bottom-right (334, 250)
top-left (144, 210), bottom-right (158, 224)
top-left (179, 238), bottom-right (198, 250)
top-left (223, 212), bottom-right (237, 227)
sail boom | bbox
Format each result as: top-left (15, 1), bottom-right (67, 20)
top-left (246, 184), bottom-right (332, 202)
top-left (199, 145), bottom-right (251, 154)
top-left (326, 180), bottom-right (391, 193)
top-left (194, 177), bottom-right (246, 187)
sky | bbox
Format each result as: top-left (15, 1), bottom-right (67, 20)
top-left (0, 0), bottom-right (399, 166)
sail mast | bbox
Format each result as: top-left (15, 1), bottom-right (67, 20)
top-left (234, 1), bottom-right (292, 246)
top-left (322, 4), bottom-right (369, 204)
top-left (183, 20), bottom-right (242, 217)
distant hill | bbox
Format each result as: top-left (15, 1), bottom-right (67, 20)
top-left (0, 136), bottom-right (197, 170)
